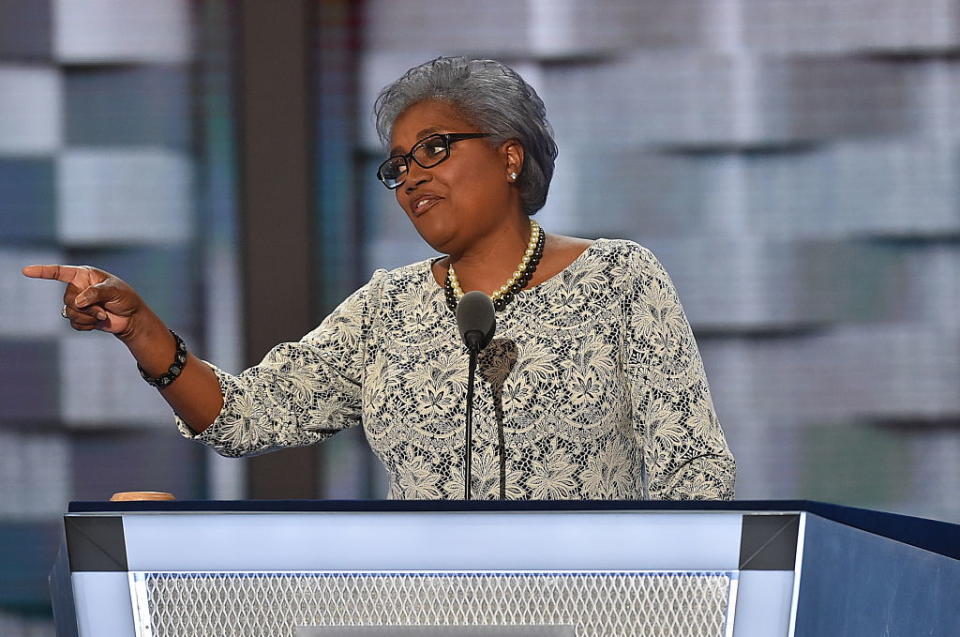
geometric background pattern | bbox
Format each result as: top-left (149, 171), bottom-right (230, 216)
top-left (1, 1), bottom-right (239, 633)
top-left (1, 0), bottom-right (959, 634)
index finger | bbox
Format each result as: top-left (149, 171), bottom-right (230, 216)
top-left (21, 264), bottom-right (84, 283)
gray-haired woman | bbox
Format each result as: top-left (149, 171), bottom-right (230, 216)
top-left (23, 57), bottom-right (735, 500)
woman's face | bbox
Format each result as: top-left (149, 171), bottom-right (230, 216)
top-left (388, 100), bottom-right (520, 256)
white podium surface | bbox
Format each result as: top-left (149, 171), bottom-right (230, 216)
top-left (56, 501), bottom-right (958, 637)
top-left (54, 505), bottom-right (809, 637)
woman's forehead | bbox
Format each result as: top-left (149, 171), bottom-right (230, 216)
top-left (389, 100), bottom-right (476, 151)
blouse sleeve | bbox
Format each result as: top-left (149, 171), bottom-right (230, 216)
top-left (176, 271), bottom-right (383, 458)
top-left (624, 245), bottom-right (736, 500)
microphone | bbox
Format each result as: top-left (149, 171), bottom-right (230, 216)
top-left (456, 291), bottom-right (496, 352)
top-left (455, 291), bottom-right (496, 499)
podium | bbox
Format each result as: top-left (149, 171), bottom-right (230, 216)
top-left (50, 501), bottom-right (959, 637)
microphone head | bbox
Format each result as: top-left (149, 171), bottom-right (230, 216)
top-left (456, 291), bottom-right (496, 352)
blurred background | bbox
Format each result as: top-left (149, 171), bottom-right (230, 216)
top-left (2, 0), bottom-right (959, 633)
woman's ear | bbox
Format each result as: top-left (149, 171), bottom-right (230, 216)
top-left (501, 139), bottom-right (524, 180)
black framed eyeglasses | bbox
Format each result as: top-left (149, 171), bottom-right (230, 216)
top-left (377, 132), bottom-right (491, 189)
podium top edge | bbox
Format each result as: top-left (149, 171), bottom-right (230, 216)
top-left (64, 500), bottom-right (960, 561)
top-left (68, 499), bottom-right (813, 514)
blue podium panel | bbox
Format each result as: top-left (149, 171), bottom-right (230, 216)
top-left (50, 501), bottom-right (959, 637)
top-left (794, 514), bottom-right (960, 637)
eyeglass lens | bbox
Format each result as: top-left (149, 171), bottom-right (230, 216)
top-left (378, 134), bottom-right (451, 189)
top-left (378, 158), bottom-right (406, 188)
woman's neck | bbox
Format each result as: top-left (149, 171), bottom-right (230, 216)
top-left (447, 215), bottom-right (534, 296)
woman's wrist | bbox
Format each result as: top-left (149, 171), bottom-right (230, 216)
top-left (117, 308), bottom-right (178, 377)
top-left (115, 306), bottom-right (163, 345)
top-left (138, 330), bottom-right (187, 389)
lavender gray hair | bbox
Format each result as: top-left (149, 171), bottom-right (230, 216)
top-left (374, 56), bottom-right (558, 215)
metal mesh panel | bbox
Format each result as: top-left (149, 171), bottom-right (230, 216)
top-left (135, 571), bottom-right (732, 637)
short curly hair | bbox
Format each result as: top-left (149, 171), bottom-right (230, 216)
top-left (374, 56), bottom-right (558, 215)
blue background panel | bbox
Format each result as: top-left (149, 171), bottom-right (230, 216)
top-left (0, 159), bottom-right (56, 242)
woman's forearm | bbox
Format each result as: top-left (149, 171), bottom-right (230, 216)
top-left (119, 308), bottom-right (224, 434)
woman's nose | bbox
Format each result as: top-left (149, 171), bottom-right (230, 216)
top-left (404, 162), bottom-right (431, 190)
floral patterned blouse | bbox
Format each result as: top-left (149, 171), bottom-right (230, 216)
top-left (179, 239), bottom-right (735, 500)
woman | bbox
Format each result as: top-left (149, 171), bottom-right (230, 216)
top-left (23, 57), bottom-right (735, 500)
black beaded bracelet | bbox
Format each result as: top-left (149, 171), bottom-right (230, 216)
top-left (138, 329), bottom-right (187, 389)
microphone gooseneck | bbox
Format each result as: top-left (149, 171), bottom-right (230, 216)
top-left (455, 291), bottom-right (496, 500)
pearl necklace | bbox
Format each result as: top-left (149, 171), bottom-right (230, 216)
top-left (444, 219), bottom-right (545, 312)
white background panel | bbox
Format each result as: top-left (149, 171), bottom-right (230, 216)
top-left (363, 1), bottom-right (531, 57)
top-left (702, 326), bottom-right (960, 424)
top-left (54, 0), bottom-right (192, 64)
top-left (0, 66), bottom-right (62, 155)
top-left (740, 0), bottom-right (960, 53)
top-left (56, 149), bottom-right (192, 245)
top-left (0, 248), bottom-right (66, 337)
